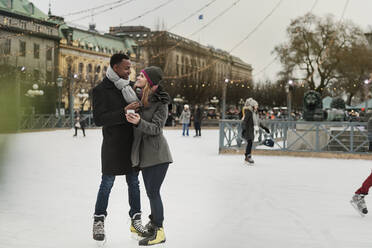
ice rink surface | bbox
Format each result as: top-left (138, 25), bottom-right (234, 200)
top-left (0, 129), bottom-right (372, 248)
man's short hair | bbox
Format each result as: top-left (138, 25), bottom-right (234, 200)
top-left (110, 53), bottom-right (130, 68)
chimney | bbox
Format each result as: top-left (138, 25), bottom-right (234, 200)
top-left (89, 23), bottom-right (97, 32)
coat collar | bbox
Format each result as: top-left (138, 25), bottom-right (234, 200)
top-left (102, 77), bottom-right (115, 89)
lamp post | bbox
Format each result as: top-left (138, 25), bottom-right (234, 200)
top-left (173, 94), bottom-right (183, 116)
top-left (210, 96), bottom-right (219, 119)
top-left (365, 79), bottom-right (370, 113)
top-left (25, 83), bottom-right (44, 115)
top-left (69, 73), bottom-right (78, 127)
top-left (222, 78), bottom-right (228, 119)
top-left (56, 76), bottom-right (63, 127)
top-left (210, 96), bottom-right (219, 106)
top-left (15, 66), bottom-right (26, 131)
top-left (286, 80), bottom-right (293, 121)
top-left (56, 76), bottom-right (63, 116)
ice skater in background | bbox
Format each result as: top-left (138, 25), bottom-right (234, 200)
top-left (73, 115), bottom-right (86, 137)
top-left (193, 104), bottom-right (203, 137)
top-left (241, 98), bottom-right (270, 164)
top-left (350, 171), bottom-right (372, 216)
top-left (179, 104), bottom-right (191, 136)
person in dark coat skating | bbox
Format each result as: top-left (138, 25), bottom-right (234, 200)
top-left (73, 114), bottom-right (86, 137)
top-left (91, 53), bottom-right (146, 243)
top-left (193, 104), bottom-right (203, 137)
top-left (241, 98), bottom-right (269, 164)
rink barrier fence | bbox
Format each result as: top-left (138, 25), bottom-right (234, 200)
top-left (20, 114), bottom-right (95, 129)
top-left (219, 120), bottom-right (370, 154)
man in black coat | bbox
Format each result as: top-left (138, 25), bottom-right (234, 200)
top-left (193, 105), bottom-right (203, 137)
top-left (92, 54), bottom-right (145, 242)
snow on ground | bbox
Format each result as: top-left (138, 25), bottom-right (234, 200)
top-left (0, 128), bottom-right (372, 248)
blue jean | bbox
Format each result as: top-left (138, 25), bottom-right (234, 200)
top-left (142, 163), bottom-right (169, 227)
top-left (94, 171), bottom-right (141, 218)
top-left (182, 123), bottom-right (189, 136)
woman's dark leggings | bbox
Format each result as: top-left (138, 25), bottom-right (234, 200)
top-left (245, 139), bottom-right (253, 157)
top-left (142, 163), bottom-right (169, 227)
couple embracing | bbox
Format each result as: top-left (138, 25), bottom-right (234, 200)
top-left (92, 53), bottom-right (172, 246)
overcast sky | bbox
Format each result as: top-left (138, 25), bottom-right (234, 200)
top-left (32, 0), bottom-right (372, 82)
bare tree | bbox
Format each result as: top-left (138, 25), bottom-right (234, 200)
top-left (274, 14), bottom-right (368, 95)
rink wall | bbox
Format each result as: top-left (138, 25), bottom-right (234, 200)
top-left (219, 120), bottom-right (372, 157)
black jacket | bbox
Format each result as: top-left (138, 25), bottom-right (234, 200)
top-left (92, 77), bottom-right (134, 175)
top-left (242, 109), bottom-right (254, 140)
top-left (193, 108), bottom-right (203, 123)
top-left (241, 108), bottom-right (269, 141)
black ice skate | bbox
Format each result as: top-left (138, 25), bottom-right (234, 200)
top-left (139, 226), bottom-right (166, 246)
top-left (350, 194), bottom-right (368, 217)
top-left (93, 215), bottom-right (106, 246)
top-left (130, 213), bottom-right (150, 240)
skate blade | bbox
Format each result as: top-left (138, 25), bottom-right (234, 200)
top-left (350, 200), bottom-right (366, 217)
top-left (95, 239), bottom-right (106, 248)
top-left (131, 232), bottom-right (142, 241)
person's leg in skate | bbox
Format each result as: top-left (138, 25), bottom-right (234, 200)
top-left (139, 163), bottom-right (169, 246)
top-left (93, 175), bottom-right (115, 241)
top-left (245, 139), bottom-right (254, 164)
top-left (352, 172), bottom-right (372, 214)
top-left (127, 171), bottom-right (147, 238)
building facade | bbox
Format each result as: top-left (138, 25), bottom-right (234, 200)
top-left (56, 21), bottom-right (138, 112)
top-left (0, 0), bottom-right (60, 115)
top-left (109, 27), bottom-right (253, 105)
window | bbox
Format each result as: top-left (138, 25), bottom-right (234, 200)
top-left (46, 70), bottom-right (53, 82)
top-left (34, 43), bottom-right (39, 59)
top-left (20, 21), bottom-right (26, 29)
top-left (95, 65), bottom-right (101, 73)
top-left (103, 66), bottom-right (107, 77)
top-left (46, 46), bottom-right (52, 61)
top-left (87, 64), bottom-right (92, 73)
top-left (33, 69), bottom-right (40, 80)
top-left (19, 40), bottom-right (26, 57)
top-left (78, 63), bottom-right (84, 74)
top-left (3, 39), bottom-right (11, 55)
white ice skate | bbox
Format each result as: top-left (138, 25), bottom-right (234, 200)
top-left (350, 194), bottom-right (368, 217)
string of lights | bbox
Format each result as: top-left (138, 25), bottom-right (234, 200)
top-left (118, 0), bottom-right (177, 26)
top-left (252, 0), bottom-right (319, 79)
top-left (68, 0), bottom-right (136, 23)
top-left (189, 0), bottom-right (241, 37)
top-left (228, 0), bottom-right (283, 53)
top-left (139, 0), bottom-right (219, 46)
top-left (62, 0), bottom-right (133, 17)
top-left (162, 0), bottom-right (281, 81)
top-left (148, 0), bottom-right (242, 61)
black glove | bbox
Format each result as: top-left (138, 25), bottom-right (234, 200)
top-left (263, 127), bottom-right (270, 134)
